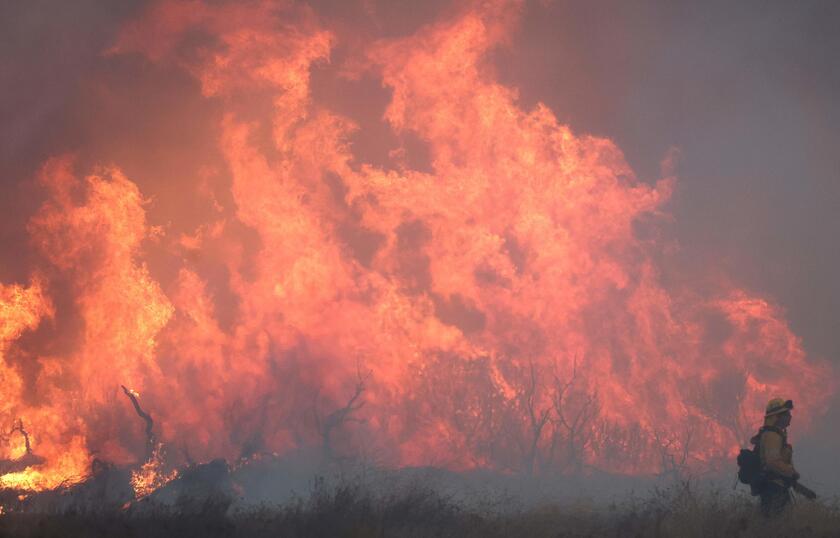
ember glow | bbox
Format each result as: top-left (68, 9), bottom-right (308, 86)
top-left (0, 0), bottom-right (834, 494)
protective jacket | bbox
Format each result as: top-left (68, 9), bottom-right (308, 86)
top-left (751, 426), bottom-right (797, 487)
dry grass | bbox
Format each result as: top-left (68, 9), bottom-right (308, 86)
top-left (0, 479), bottom-right (838, 537)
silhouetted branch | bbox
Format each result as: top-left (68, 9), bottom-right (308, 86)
top-left (10, 419), bottom-right (32, 455)
top-left (0, 419), bottom-right (45, 475)
top-left (523, 359), bottom-right (551, 475)
top-left (317, 364), bottom-right (371, 461)
top-left (653, 423), bottom-right (696, 481)
top-left (121, 385), bottom-right (156, 460)
top-left (550, 356), bottom-right (599, 473)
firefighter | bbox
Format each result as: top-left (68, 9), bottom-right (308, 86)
top-left (750, 398), bottom-right (798, 516)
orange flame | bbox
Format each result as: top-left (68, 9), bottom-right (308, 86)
top-left (0, 0), bottom-right (834, 492)
top-left (130, 445), bottom-right (178, 499)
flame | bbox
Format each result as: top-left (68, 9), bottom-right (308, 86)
top-left (130, 445), bottom-right (178, 499)
top-left (0, 436), bottom-right (88, 491)
top-left (0, 0), bottom-right (835, 492)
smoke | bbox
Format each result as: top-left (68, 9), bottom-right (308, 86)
top-left (0, 0), bottom-right (837, 491)
top-left (490, 0), bottom-right (840, 488)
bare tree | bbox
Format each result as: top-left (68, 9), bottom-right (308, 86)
top-left (10, 419), bottom-right (32, 456)
top-left (121, 385), bottom-right (156, 461)
top-left (0, 419), bottom-right (45, 475)
top-left (549, 357), bottom-right (599, 473)
top-left (411, 354), bottom-right (506, 468)
top-left (314, 365), bottom-right (370, 462)
top-left (591, 421), bottom-right (649, 472)
top-left (653, 423), bottom-right (696, 482)
top-left (521, 359), bottom-right (551, 475)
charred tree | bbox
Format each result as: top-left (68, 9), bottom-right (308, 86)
top-left (522, 359), bottom-right (551, 476)
top-left (11, 419), bottom-right (32, 456)
top-left (314, 366), bottom-right (369, 462)
top-left (121, 385), bottom-right (156, 461)
top-left (0, 419), bottom-right (45, 475)
top-left (549, 358), bottom-right (599, 473)
top-left (653, 423), bottom-right (696, 482)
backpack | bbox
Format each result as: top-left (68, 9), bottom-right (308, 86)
top-left (736, 446), bottom-right (762, 494)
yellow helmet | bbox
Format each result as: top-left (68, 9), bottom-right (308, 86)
top-left (765, 398), bottom-right (794, 417)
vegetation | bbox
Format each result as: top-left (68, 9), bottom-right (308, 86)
top-left (1, 479), bottom-right (838, 538)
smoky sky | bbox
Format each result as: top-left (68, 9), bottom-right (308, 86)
top-left (495, 0), bottom-right (840, 364)
top-left (487, 2), bottom-right (840, 470)
top-left (2, 0), bottom-right (839, 482)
